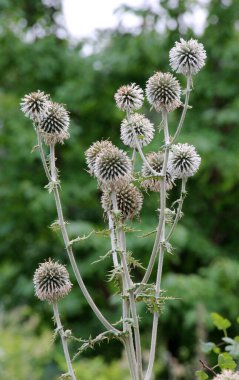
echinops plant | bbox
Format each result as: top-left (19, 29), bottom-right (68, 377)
top-left (20, 38), bottom-right (227, 380)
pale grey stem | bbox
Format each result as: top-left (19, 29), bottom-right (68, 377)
top-left (52, 302), bottom-right (76, 380)
top-left (108, 212), bottom-right (119, 267)
top-left (126, 110), bottom-right (162, 178)
top-left (144, 111), bottom-right (169, 380)
top-left (131, 148), bottom-right (137, 170)
top-left (135, 111), bottom-right (169, 296)
top-left (119, 229), bottom-right (143, 380)
top-left (36, 129), bottom-right (51, 182)
top-left (170, 75), bottom-right (191, 145)
top-left (110, 191), bottom-right (138, 380)
top-left (166, 178), bottom-right (187, 242)
top-left (44, 142), bottom-right (120, 334)
top-left (132, 128), bottom-right (162, 177)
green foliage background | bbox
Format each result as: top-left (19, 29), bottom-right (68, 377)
top-left (0, 0), bottom-right (239, 378)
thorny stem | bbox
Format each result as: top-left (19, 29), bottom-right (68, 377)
top-left (118, 228), bottom-right (143, 380)
top-left (110, 191), bottom-right (138, 380)
top-left (135, 110), bottom-right (169, 296)
top-left (43, 142), bottom-right (120, 335)
top-left (170, 75), bottom-right (191, 145)
top-left (166, 178), bottom-right (187, 242)
top-left (144, 111), bottom-right (168, 380)
top-left (52, 302), bottom-right (76, 380)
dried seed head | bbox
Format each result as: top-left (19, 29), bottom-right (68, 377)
top-left (101, 184), bottom-right (143, 220)
top-left (114, 83), bottom-right (144, 112)
top-left (39, 102), bottom-right (70, 145)
top-left (95, 146), bottom-right (132, 188)
top-left (33, 259), bottom-right (72, 303)
top-left (170, 38), bottom-right (206, 76)
top-left (146, 72), bottom-right (181, 113)
top-left (168, 143), bottom-right (201, 179)
top-left (120, 113), bottom-right (155, 148)
top-left (20, 90), bottom-right (51, 122)
top-left (141, 152), bottom-right (174, 192)
top-left (212, 370), bottom-right (239, 380)
top-left (85, 140), bottom-right (114, 175)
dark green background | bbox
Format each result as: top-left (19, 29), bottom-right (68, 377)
top-left (0, 0), bottom-right (239, 378)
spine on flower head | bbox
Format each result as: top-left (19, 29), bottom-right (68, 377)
top-left (169, 38), bottom-right (206, 76)
top-left (146, 72), bottom-right (181, 113)
top-left (39, 102), bottom-right (70, 145)
top-left (168, 143), bottom-right (201, 179)
top-left (94, 145), bottom-right (133, 189)
top-left (120, 113), bottom-right (155, 148)
top-left (33, 259), bottom-right (72, 303)
top-left (85, 140), bottom-right (114, 175)
top-left (20, 90), bottom-right (51, 123)
top-left (114, 83), bottom-right (144, 112)
top-left (101, 183), bottom-right (143, 221)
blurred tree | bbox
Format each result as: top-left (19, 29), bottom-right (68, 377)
top-left (0, 0), bottom-right (239, 379)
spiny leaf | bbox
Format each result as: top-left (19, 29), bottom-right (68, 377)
top-left (126, 251), bottom-right (145, 270)
top-left (44, 180), bottom-right (60, 193)
top-left (92, 250), bottom-right (113, 264)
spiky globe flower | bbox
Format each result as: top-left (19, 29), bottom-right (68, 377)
top-left (101, 183), bottom-right (143, 220)
top-left (120, 113), bottom-right (155, 148)
top-left (141, 152), bottom-right (174, 192)
top-left (95, 146), bottom-right (132, 188)
top-left (85, 140), bottom-right (114, 175)
top-left (114, 83), bottom-right (144, 112)
top-left (146, 72), bottom-right (181, 112)
top-left (20, 90), bottom-right (51, 122)
top-left (39, 102), bottom-right (70, 145)
top-left (33, 259), bottom-right (72, 303)
top-left (168, 143), bottom-right (201, 179)
top-left (212, 370), bottom-right (239, 380)
top-left (169, 38), bottom-right (206, 76)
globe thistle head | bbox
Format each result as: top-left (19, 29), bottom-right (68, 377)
top-left (39, 102), bottom-right (70, 145)
top-left (120, 113), bottom-right (155, 148)
top-left (20, 90), bottom-right (51, 122)
top-left (141, 152), bottom-right (174, 192)
top-left (168, 143), bottom-right (201, 179)
top-left (95, 146), bottom-right (132, 189)
top-left (101, 183), bottom-right (143, 220)
top-left (33, 259), bottom-right (72, 303)
top-left (114, 83), bottom-right (144, 112)
top-left (169, 38), bottom-right (206, 76)
top-left (85, 140), bottom-right (114, 175)
top-left (212, 370), bottom-right (239, 380)
top-left (146, 72), bottom-right (181, 113)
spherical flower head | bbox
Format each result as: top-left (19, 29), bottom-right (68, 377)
top-left (114, 83), bottom-right (144, 112)
top-left (212, 370), bottom-right (239, 380)
top-left (39, 102), bottom-right (70, 145)
top-left (120, 113), bottom-right (155, 148)
top-left (146, 72), bottom-right (181, 113)
top-left (85, 140), bottom-right (114, 175)
top-left (20, 90), bottom-right (51, 122)
top-left (169, 38), bottom-right (206, 76)
top-left (141, 152), bottom-right (174, 192)
top-left (101, 183), bottom-right (143, 220)
top-left (168, 143), bottom-right (201, 179)
top-left (95, 146), bottom-right (132, 189)
top-left (33, 259), bottom-right (72, 303)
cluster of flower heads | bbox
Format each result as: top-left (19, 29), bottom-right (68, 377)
top-left (212, 370), bottom-right (239, 380)
top-left (86, 140), bottom-right (143, 221)
top-left (33, 259), bottom-right (72, 303)
top-left (20, 90), bottom-right (70, 145)
top-left (86, 38), bottom-right (205, 219)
